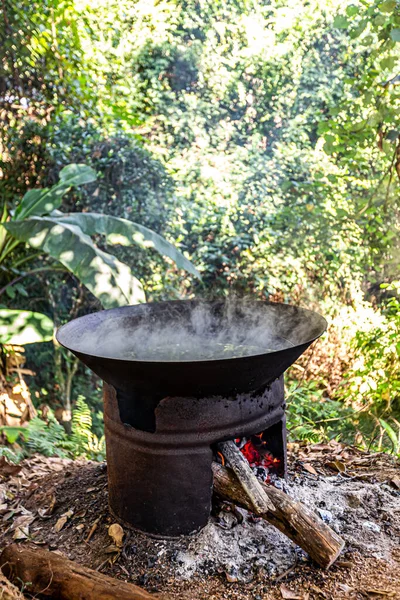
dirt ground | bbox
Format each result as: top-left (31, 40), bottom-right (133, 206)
top-left (0, 442), bottom-right (399, 599)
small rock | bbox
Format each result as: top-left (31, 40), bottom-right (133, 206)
top-left (225, 567), bottom-right (239, 583)
top-left (317, 509), bottom-right (333, 523)
top-left (137, 574), bottom-right (148, 586)
top-left (338, 583), bottom-right (353, 592)
top-left (217, 510), bottom-right (237, 529)
top-left (362, 521), bottom-right (381, 533)
top-left (147, 556), bottom-right (157, 568)
top-left (346, 493), bottom-right (361, 508)
top-left (331, 522), bottom-right (342, 534)
top-left (390, 475), bottom-right (400, 490)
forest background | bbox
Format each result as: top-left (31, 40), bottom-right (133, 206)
top-left (0, 0), bottom-right (399, 461)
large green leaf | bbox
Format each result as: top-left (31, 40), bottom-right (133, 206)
top-left (58, 164), bottom-right (97, 185)
top-left (4, 218), bottom-right (145, 308)
top-left (0, 309), bottom-right (54, 344)
top-left (53, 212), bottom-right (201, 279)
top-left (15, 164), bottom-right (97, 220)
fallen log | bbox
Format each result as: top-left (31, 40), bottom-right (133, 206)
top-left (0, 544), bottom-right (162, 600)
top-left (212, 461), bottom-right (345, 569)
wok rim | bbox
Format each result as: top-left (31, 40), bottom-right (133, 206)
top-left (55, 299), bottom-right (327, 366)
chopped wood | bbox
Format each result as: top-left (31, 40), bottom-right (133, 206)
top-left (212, 461), bottom-right (345, 569)
top-left (0, 544), bottom-right (163, 600)
top-left (217, 440), bottom-right (275, 513)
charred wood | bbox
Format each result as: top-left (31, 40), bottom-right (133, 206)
top-left (212, 461), bottom-right (345, 569)
top-left (217, 440), bottom-right (276, 513)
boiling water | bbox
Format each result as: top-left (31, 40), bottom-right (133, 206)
top-left (120, 338), bottom-right (290, 361)
top-left (72, 301), bottom-right (299, 362)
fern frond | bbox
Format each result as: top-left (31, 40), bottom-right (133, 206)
top-left (70, 396), bottom-right (105, 461)
top-left (25, 412), bottom-right (69, 458)
top-left (0, 446), bottom-right (23, 463)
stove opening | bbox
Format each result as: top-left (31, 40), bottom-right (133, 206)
top-left (215, 424), bottom-right (286, 483)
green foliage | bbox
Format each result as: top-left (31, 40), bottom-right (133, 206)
top-left (24, 412), bottom-right (71, 458)
top-left (0, 399), bottom-right (105, 462)
top-left (287, 284), bottom-right (400, 454)
top-left (45, 125), bottom-right (173, 232)
top-left (53, 212), bottom-right (200, 280)
top-left (0, 0), bottom-right (100, 206)
top-left (1, 0), bottom-right (399, 457)
top-left (0, 309), bottom-right (54, 345)
top-left (334, 283), bottom-right (400, 451)
top-left (1, 163), bottom-right (199, 309)
top-left (0, 0), bottom-right (95, 113)
top-left (287, 380), bottom-right (356, 444)
top-left (319, 0), bottom-right (400, 285)
top-left (90, 0), bottom-right (375, 302)
top-left (379, 418), bottom-right (400, 455)
top-left (0, 426), bottom-right (27, 444)
top-left (0, 446), bottom-right (23, 463)
top-left (69, 396), bottom-right (105, 461)
top-left (15, 164), bottom-right (97, 219)
top-left (0, 163), bottom-right (96, 272)
top-left (5, 215), bottom-right (146, 307)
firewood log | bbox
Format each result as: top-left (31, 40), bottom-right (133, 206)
top-left (212, 461), bottom-right (345, 569)
top-left (217, 440), bottom-right (275, 513)
top-left (0, 544), bottom-right (164, 600)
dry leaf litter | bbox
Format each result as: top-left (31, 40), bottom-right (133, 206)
top-left (0, 442), bottom-right (398, 600)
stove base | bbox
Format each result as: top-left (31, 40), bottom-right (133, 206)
top-left (103, 378), bottom-right (286, 537)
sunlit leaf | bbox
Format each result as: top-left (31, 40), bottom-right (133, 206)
top-left (58, 164), bottom-right (96, 186)
top-left (380, 56), bottom-right (396, 70)
top-left (380, 1), bottom-right (396, 13)
top-left (333, 15), bottom-right (349, 29)
top-left (349, 19), bottom-right (367, 38)
top-left (346, 5), bottom-right (358, 16)
top-left (15, 164), bottom-right (97, 219)
top-left (0, 309), bottom-right (54, 344)
top-left (4, 218), bottom-right (145, 308)
top-left (53, 212), bottom-right (201, 279)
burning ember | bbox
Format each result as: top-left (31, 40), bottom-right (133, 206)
top-left (230, 434), bottom-right (281, 482)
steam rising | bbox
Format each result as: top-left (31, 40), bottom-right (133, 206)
top-left (68, 298), bottom-right (302, 362)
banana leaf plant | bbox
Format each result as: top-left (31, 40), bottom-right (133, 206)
top-left (0, 164), bottom-right (200, 312)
